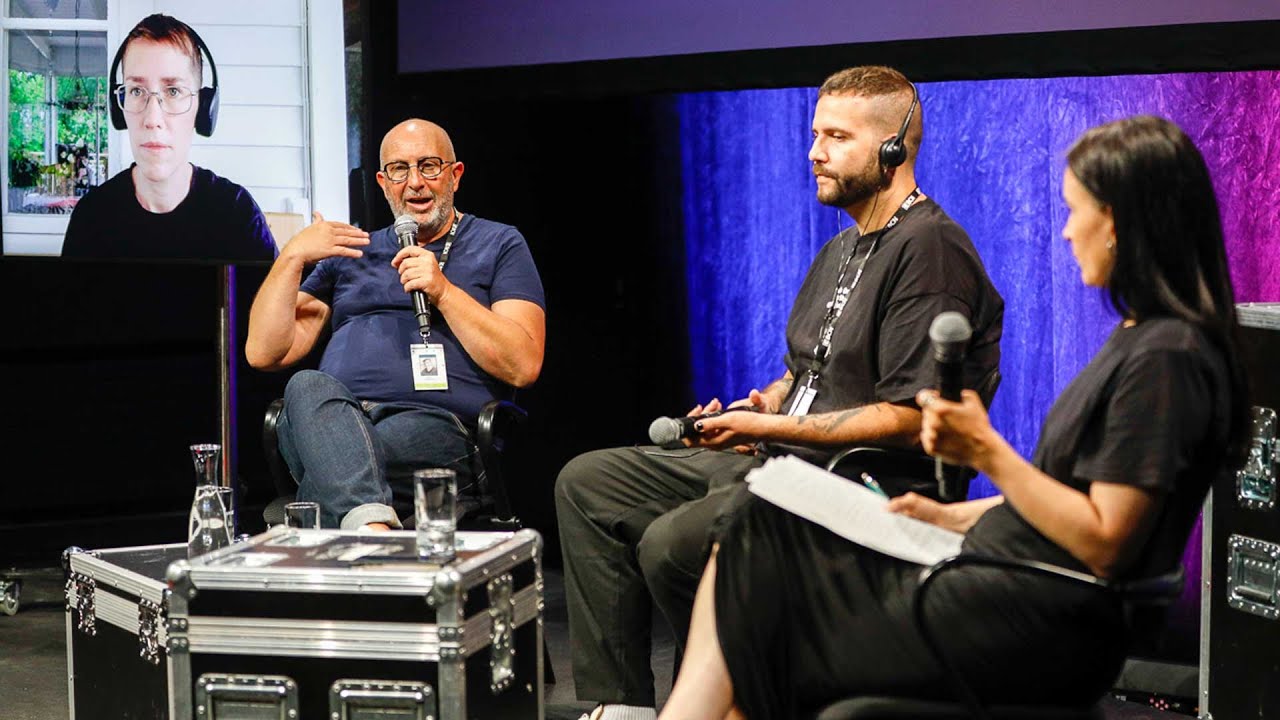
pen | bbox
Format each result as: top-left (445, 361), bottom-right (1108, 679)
top-left (860, 472), bottom-right (889, 499)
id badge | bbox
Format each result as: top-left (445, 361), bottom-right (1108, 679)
top-left (787, 385), bottom-right (817, 416)
top-left (410, 343), bottom-right (449, 391)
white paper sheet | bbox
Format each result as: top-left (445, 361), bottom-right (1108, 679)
top-left (746, 455), bottom-right (964, 566)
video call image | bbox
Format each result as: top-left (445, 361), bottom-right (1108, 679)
top-left (1, 5), bottom-right (292, 264)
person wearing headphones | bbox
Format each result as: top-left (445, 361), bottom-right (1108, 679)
top-left (555, 66), bottom-right (1004, 720)
top-left (660, 114), bottom-right (1247, 720)
top-left (61, 14), bottom-right (274, 262)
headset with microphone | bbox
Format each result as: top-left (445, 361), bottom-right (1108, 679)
top-left (877, 82), bottom-right (919, 170)
top-left (108, 17), bottom-right (220, 137)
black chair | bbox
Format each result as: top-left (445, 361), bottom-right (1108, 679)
top-left (825, 369), bottom-right (1002, 501)
top-left (261, 398), bottom-right (528, 530)
top-left (812, 555), bottom-right (1186, 720)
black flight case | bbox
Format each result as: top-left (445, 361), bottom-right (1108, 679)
top-left (64, 527), bottom-right (545, 719)
top-left (1200, 303), bottom-right (1280, 719)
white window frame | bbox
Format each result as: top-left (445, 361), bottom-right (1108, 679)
top-left (0, 7), bottom-right (115, 240)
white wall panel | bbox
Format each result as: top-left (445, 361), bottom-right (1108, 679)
top-left (162, 0), bottom-right (303, 26)
top-left (199, 26), bottom-right (304, 69)
top-left (205, 105), bottom-right (306, 148)
top-left (189, 145), bottom-right (306, 189)
top-left (218, 66), bottom-right (306, 106)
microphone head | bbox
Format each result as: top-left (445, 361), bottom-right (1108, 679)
top-left (393, 214), bottom-right (419, 244)
top-left (648, 416), bottom-right (683, 445)
top-left (929, 311), bottom-right (972, 362)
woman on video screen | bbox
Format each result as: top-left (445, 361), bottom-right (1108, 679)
top-left (60, 14), bottom-right (275, 263)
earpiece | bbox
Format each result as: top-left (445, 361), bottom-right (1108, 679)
top-left (108, 17), bottom-right (220, 136)
top-left (878, 83), bottom-right (918, 170)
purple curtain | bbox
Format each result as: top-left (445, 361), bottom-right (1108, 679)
top-left (679, 71), bottom-right (1280, 658)
top-left (681, 71), bottom-right (1280, 488)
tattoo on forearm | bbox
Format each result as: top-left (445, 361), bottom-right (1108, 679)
top-left (764, 375), bottom-right (793, 407)
top-left (795, 405), bottom-right (866, 433)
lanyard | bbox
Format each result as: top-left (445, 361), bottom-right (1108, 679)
top-left (418, 212), bottom-right (460, 340)
top-left (804, 188), bottom-right (921, 384)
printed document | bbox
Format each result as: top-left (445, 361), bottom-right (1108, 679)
top-left (746, 455), bottom-right (964, 566)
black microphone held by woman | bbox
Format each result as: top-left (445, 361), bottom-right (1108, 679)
top-left (929, 311), bottom-right (972, 501)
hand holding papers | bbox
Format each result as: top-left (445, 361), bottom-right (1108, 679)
top-left (746, 455), bottom-right (963, 566)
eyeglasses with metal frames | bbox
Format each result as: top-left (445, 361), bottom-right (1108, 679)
top-left (381, 157), bottom-right (456, 183)
top-left (114, 84), bottom-right (197, 115)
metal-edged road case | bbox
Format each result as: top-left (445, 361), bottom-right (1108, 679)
top-left (65, 528), bottom-right (545, 719)
top-left (1200, 303), bottom-right (1280, 719)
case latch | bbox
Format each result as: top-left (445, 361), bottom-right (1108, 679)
top-left (487, 572), bottom-right (516, 693)
top-left (1227, 534), bottom-right (1280, 620)
top-left (138, 598), bottom-right (166, 665)
top-left (65, 571), bottom-right (96, 636)
top-left (329, 679), bottom-right (434, 719)
top-left (194, 674), bottom-right (299, 719)
top-left (1237, 406), bottom-right (1277, 510)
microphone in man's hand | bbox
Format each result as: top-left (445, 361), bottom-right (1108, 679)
top-left (929, 311), bottom-right (972, 502)
top-left (648, 407), bottom-right (759, 446)
top-left (394, 214), bottom-right (431, 336)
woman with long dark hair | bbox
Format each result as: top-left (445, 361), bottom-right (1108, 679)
top-left (657, 115), bottom-right (1249, 719)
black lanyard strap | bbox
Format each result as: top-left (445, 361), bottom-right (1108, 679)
top-left (805, 188), bottom-right (921, 380)
top-left (419, 212), bottom-right (461, 340)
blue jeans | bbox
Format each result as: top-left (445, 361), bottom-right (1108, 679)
top-left (276, 370), bottom-right (476, 529)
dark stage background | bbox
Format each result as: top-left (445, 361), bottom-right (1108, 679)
top-left (2, 5), bottom-right (1278, 678)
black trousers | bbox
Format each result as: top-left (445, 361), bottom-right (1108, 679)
top-left (554, 445), bottom-right (763, 706)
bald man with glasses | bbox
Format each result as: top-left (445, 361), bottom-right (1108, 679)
top-left (246, 118), bottom-right (546, 530)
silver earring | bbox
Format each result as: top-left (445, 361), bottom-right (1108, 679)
top-left (1106, 238), bottom-right (1115, 251)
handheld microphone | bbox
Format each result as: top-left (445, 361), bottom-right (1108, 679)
top-left (929, 311), bottom-right (972, 501)
top-left (648, 406), bottom-right (758, 446)
top-left (394, 214), bottom-right (432, 337)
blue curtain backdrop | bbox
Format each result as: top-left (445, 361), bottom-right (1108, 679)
top-left (679, 72), bottom-right (1280, 501)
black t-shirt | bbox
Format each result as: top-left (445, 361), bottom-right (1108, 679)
top-left (768, 198), bottom-right (1004, 464)
top-left (965, 317), bottom-right (1231, 580)
top-left (61, 164), bottom-right (276, 263)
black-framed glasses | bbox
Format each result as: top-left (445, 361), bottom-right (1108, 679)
top-left (382, 157), bottom-right (455, 183)
top-left (114, 84), bottom-right (197, 115)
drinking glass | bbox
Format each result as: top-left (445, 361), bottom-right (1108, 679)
top-left (414, 469), bottom-right (457, 562)
top-left (284, 501), bottom-right (321, 530)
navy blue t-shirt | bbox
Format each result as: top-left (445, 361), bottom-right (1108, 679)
top-left (300, 214), bottom-right (544, 424)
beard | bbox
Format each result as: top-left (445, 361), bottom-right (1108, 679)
top-left (389, 187), bottom-right (454, 238)
top-left (814, 158), bottom-right (883, 208)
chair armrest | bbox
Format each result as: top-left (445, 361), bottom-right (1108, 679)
top-left (826, 446), bottom-right (969, 501)
top-left (261, 398), bottom-right (296, 497)
top-left (476, 400), bottom-right (528, 522)
top-left (825, 446), bottom-right (935, 477)
top-left (477, 400), bottom-right (528, 454)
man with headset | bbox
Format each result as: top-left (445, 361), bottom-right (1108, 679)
top-left (555, 66), bottom-right (1004, 720)
top-left (62, 14), bottom-right (274, 262)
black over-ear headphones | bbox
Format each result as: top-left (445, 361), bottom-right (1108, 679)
top-left (109, 17), bottom-right (220, 136)
top-left (878, 82), bottom-right (918, 169)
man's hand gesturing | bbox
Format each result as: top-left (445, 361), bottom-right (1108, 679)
top-left (281, 211), bottom-right (370, 264)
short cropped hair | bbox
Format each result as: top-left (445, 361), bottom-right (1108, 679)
top-left (121, 14), bottom-right (203, 84)
top-left (819, 66), bottom-right (922, 163)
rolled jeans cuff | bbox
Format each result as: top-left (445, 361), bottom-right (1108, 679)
top-left (342, 502), bottom-right (402, 530)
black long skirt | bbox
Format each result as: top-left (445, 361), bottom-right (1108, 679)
top-left (711, 489), bottom-right (1127, 719)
